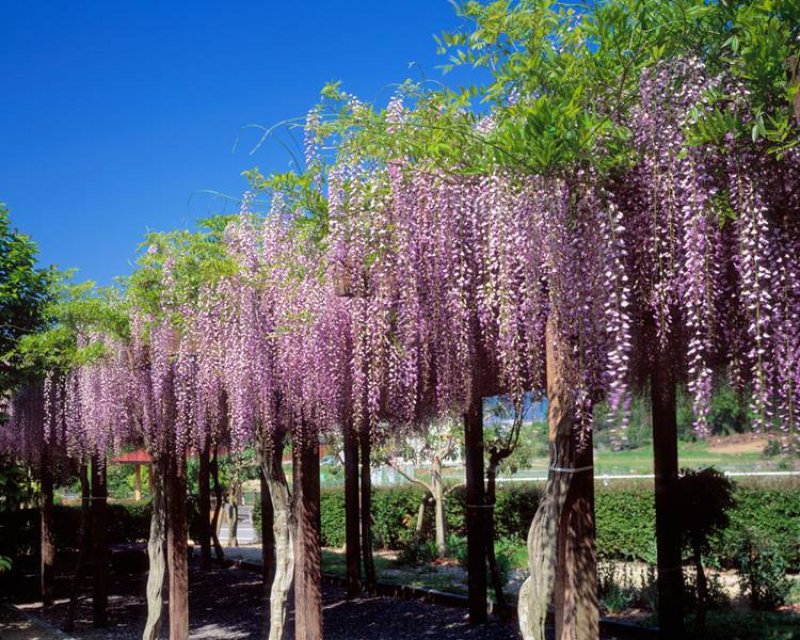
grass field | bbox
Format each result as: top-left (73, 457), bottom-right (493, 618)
top-left (432, 435), bottom-right (799, 484)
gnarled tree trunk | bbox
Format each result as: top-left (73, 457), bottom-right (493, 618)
top-left (553, 433), bottom-right (597, 640)
top-left (260, 438), bottom-right (294, 640)
top-left (259, 468), bottom-right (276, 640)
top-left (143, 455), bottom-right (167, 640)
top-left (518, 318), bottom-right (575, 640)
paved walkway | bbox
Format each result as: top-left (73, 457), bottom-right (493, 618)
top-left (0, 605), bottom-right (75, 640)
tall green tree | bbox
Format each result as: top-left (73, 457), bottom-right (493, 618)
top-left (0, 204), bottom-right (55, 396)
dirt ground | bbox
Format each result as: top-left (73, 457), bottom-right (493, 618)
top-left (9, 555), bottom-right (645, 640)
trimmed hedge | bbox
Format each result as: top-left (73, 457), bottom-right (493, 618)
top-left (0, 497), bottom-right (203, 561)
top-left (4, 481), bottom-right (796, 572)
top-left (314, 482), bottom-right (799, 570)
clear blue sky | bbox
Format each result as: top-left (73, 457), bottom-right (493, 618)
top-left (1, 1), bottom-right (472, 285)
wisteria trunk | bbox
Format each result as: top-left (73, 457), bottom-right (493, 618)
top-left (65, 464), bottom-right (90, 632)
top-left (259, 468), bottom-right (276, 640)
top-left (198, 443), bottom-right (212, 570)
top-left (358, 431), bottom-right (376, 592)
top-left (260, 439), bottom-right (293, 640)
top-left (143, 455), bottom-right (167, 640)
top-left (40, 444), bottom-right (55, 607)
top-left (91, 455), bottom-right (109, 628)
top-left (464, 393), bottom-right (488, 624)
top-left (518, 318), bottom-right (575, 640)
top-left (293, 430), bottom-right (322, 640)
top-left (343, 419), bottom-right (362, 597)
top-left (167, 450), bottom-right (189, 640)
top-left (652, 348), bottom-right (684, 639)
top-left (553, 434), bottom-right (598, 640)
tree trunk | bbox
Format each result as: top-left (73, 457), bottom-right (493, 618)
top-left (464, 393), bottom-right (487, 624)
top-left (652, 348), bottom-right (684, 639)
top-left (519, 317), bottom-right (575, 640)
top-left (259, 468), bottom-right (275, 607)
top-left (261, 439), bottom-right (293, 640)
top-left (65, 464), bottom-right (90, 632)
top-left (198, 444), bottom-right (212, 570)
top-left (227, 499), bottom-right (240, 547)
top-left (432, 469), bottom-right (448, 560)
top-left (486, 458), bottom-right (507, 612)
top-left (553, 433), bottom-right (598, 640)
top-left (692, 541), bottom-right (707, 635)
top-left (39, 445), bottom-right (55, 607)
top-left (358, 431), bottom-right (376, 592)
top-left (293, 429), bottom-right (322, 640)
top-left (210, 448), bottom-right (225, 561)
top-left (415, 498), bottom-right (428, 539)
top-left (91, 455), bottom-right (109, 628)
top-left (143, 455), bottom-right (167, 640)
top-left (343, 419), bottom-right (362, 597)
top-left (167, 451), bottom-right (189, 640)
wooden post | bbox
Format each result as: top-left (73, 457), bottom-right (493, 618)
top-left (90, 455), bottom-right (109, 627)
top-left (343, 418), bottom-right (362, 597)
top-left (65, 463), bottom-right (91, 632)
top-left (39, 444), bottom-right (55, 607)
top-left (198, 444), bottom-right (212, 570)
top-left (358, 430), bottom-right (376, 592)
top-left (167, 450), bottom-right (189, 640)
top-left (652, 344), bottom-right (684, 639)
top-left (464, 394), bottom-right (488, 624)
top-left (293, 427), bottom-right (322, 640)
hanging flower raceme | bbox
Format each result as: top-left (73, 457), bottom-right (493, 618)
top-left (64, 331), bottom-right (133, 458)
top-left (616, 57), bottom-right (800, 446)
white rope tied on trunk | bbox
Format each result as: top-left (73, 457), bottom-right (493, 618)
top-left (548, 464), bottom-right (594, 474)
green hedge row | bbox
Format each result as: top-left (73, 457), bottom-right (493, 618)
top-left (315, 482), bottom-right (800, 570)
top-left (4, 482), bottom-right (796, 571)
top-left (0, 497), bottom-right (203, 561)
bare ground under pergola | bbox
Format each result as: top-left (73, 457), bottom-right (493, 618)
top-left (12, 554), bottom-right (633, 640)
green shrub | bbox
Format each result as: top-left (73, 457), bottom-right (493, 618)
top-left (311, 481), bottom-right (800, 571)
top-left (493, 484), bottom-right (542, 540)
top-left (717, 487), bottom-right (800, 572)
top-left (396, 539), bottom-right (438, 565)
top-left (595, 486), bottom-right (657, 562)
top-left (319, 490), bottom-right (346, 548)
top-left (738, 535), bottom-right (792, 610)
top-left (370, 487), bottom-right (426, 549)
